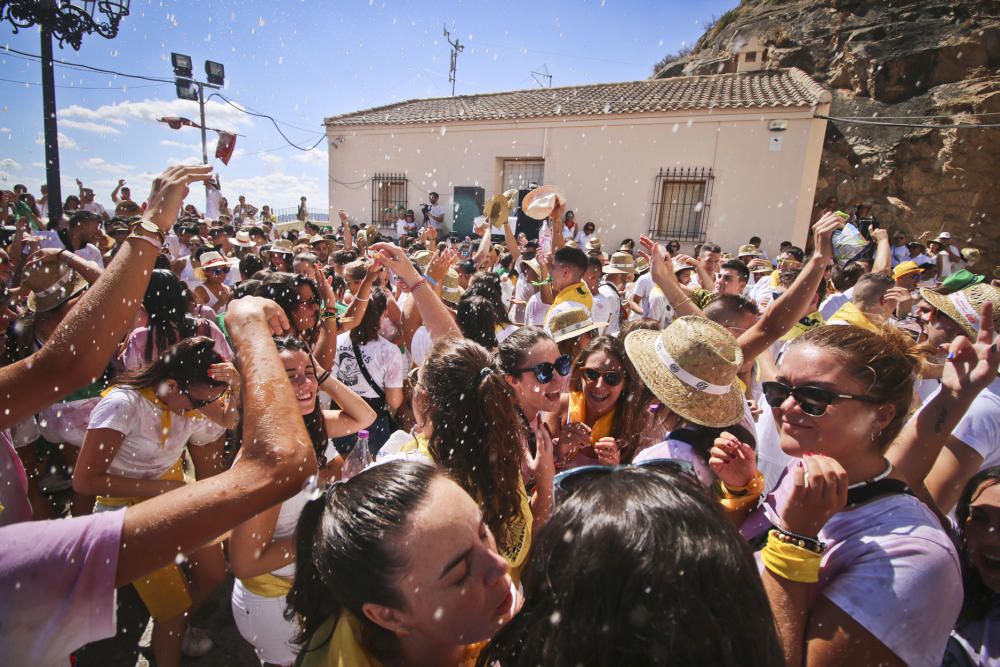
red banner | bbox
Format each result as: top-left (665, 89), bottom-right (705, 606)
top-left (215, 131), bottom-right (237, 165)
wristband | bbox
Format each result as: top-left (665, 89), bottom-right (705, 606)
top-left (399, 277), bottom-right (427, 293)
top-left (761, 531), bottom-right (822, 583)
top-left (317, 370), bottom-right (331, 385)
top-left (353, 295), bottom-right (370, 303)
top-left (719, 471), bottom-right (765, 498)
top-left (127, 232), bottom-right (162, 250)
top-left (424, 274), bottom-right (438, 287)
top-left (770, 526), bottom-right (825, 553)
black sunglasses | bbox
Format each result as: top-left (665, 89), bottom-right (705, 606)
top-left (581, 367), bottom-right (624, 387)
top-left (512, 354), bottom-right (572, 384)
top-left (761, 380), bottom-right (880, 417)
top-left (179, 385), bottom-right (228, 410)
top-left (554, 458), bottom-right (697, 500)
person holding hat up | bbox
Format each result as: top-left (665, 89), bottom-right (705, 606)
top-left (597, 251), bottom-right (634, 336)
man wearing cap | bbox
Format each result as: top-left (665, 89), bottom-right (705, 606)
top-left (37, 210), bottom-right (106, 268)
top-left (597, 252), bottom-right (634, 335)
top-left (75, 181), bottom-right (110, 223)
top-left (915, 283), bottom-right (1000, 513)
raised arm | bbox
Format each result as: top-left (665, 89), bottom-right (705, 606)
top-left (0, 164), bottom-right (214, 431)
top-left (871, 227), bottom-right (891, 275)
top-left (338, 209), bottom-right (353, 251)
top-left (736, 214), bottom-right (839, 363)
top-left (116, 296), bottom-right (316, 586)
top-left (371, 242), bottom-right (460, 339)
top-left (638, 236), bottom-right (704, 318)
top-left (471, 219), bottom-right (493, 267)
top-left (111, 179), bottom-right (124, 204)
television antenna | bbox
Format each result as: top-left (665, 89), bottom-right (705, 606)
top-left (531, 64), bottom-right (552, 88)
top-left (443, 25), bottom-right (464, 96)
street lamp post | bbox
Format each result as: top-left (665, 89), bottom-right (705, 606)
top-left (171, 54), bottom-right (225, 166)
top-left (0, 0), bottom-right (131, 223)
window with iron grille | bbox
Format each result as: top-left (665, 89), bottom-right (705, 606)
top-left (371, 172), bottom-right (408, 228)
top-left (647, 167), bottom-right (713, 242)
top-left (502, 159), bottom-right (544, 192)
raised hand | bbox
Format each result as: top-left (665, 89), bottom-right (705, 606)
top-left (811, 212), bottom-right (842, 262)
top-left (941, 301), bottom-right (1000, 397)
top-left (594, 437), bottom-right (621, 466)
top-left (871, 227), bottom-right (889, 245)
top-left (369, 242), bottom-right (420, 286)
top-left (638, 236), bottom-right (675, 290)
top-left (426, 247), bottom-right (457, 284)
top-left (143, 165), bottom-right (214, 234)
top-left (526, 416), bottom-right (555, 484)
top-left (207, 361), bottom-right (241, 388)
top-left (776, 454), bottom-right (847, 539)
top-left (709, 431), bottom-right (758, 488)
top-left (225, 296), bottom-right (290, 336)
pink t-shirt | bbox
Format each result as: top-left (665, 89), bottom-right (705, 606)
top-left (742, 464), bottom-right (962, 667)
top-left (0, 428), bottom-right (30, 526)
top-left (119, 319), bottom-right (233, 371)
top-left (0, 509), bottom-right (125, 665)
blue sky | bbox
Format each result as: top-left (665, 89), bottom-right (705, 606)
top-left (1, 0), bottom-right (736, 214)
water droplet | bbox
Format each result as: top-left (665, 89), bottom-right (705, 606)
top-left (175, 552), bottom-right (187, 565)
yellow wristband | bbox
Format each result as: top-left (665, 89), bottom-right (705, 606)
top-left (719, 471), bottom-right (765, 498)
top-left (761, 531), bottom-right (822, 583)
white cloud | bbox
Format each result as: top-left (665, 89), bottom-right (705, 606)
top-left (81, 157), bottom-right (133, 174)
top-left (224, 172), bottom-right (324, 209)
top-left (35, 132), bottom-right (79, 150)
top-left (293, 148), bottom-right (327, 166)
top-left (0, 158), bottom-right (22, 172)
top-left (259, 153), bottom-right (284, 168)
top-left (160, 139), bottom-right (199, 149)
top-left (60, 98), bottom-right (254, 131)
top-left (60, 119), bottom-right (121, 135)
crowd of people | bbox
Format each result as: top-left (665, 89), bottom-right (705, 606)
top-left (2, 166), bottom-right (1000, 667)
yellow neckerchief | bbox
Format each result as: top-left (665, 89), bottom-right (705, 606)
top-left (770, 269), bottom-right (780, 287)
top-left (299, 613), bottom-right (486, 667)
top-left (780, 310), bottom-right (825, 342)
top-left (96, 457), bottom-right (184, 508)
top-left (568, 391), bottom-right (616, 444)
top-left (399, 435), bottom-right (533, 580)
top-left (829, 301), bottom-right (879, 332)
top-left (100, 385), bottom-right (205, 447)
top-left (242, 572), bottom-right (294, 598)
top-left (545, 281), bottom-right (593, 322)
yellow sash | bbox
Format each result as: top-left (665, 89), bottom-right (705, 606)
top-left (242, 572), bottom-right (294, 598)
top-left (545, 281), bottom-right (593, 322)
top-left (780, 310), bottom-right (825, 342)
top-left (100, 385), bottom-right (205, 447)
top-left (299, 613), bottom-right (486, 667)
top-left (829, 301), bottom-right (879, 332)
top-left (96, 457), bottom-right (185, 508)
top-left (568, 391), bottom-right (616, 444)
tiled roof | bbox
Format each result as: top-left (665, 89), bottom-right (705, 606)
top-left (324, 68), bottom-right (830, 127)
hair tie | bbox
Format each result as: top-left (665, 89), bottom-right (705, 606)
top-left (479, 366), bottom-right (493, 381)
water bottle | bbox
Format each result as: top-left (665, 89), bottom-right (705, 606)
top-left (539, 220), bottom-right (552, 255)
top-left (342, 429), bottom-right (373, 480)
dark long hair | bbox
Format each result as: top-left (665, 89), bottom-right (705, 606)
top-left (421, 337), bottom-right (524, 555)
top-left (466, 272), bottom-right (512, 325)
top-left (286, 461), bottom-right (441, 661)
top-left (497, 326), bottom-right (552, 375)
top-left (955, 466), bottom-right (1000, 622)
top-left (259, 271), bottom-right (320, 341)
top-left (273, 336), bottom-right (328, 466)
top-left (477, 467), bottom-right (783, 667)
top-left (117, 336), bottom-right (226, 392)
top-left (569, 335), bottom-right (637, 460)
top-left (142, 269), bottom-right (200, 363)
top-left (457, 294), bottom-right (499, 350)
top-left (349, 286), bottom-right (387, 346)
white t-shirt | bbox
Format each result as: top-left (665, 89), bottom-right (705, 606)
top-left (591, 283), bottom-right (617, 333)
top-left (743, 468), bottom-right (962, 667)
top-left (410, 326), bottom-right (432, 368)
top-left (891, 244), bottom-right (911, 267)
top-left (82, 201), bottom-right (107, 218)
top-left (818, 288), bottom-right (853, 321)
top-left (87, 387), bottom-right (225, 479)
top-left (632, 272), bottom-right (654, 318)
top-left (396, 219), bottom-right (410, 238)
top-left (36, 230), bottom-right (105, 268)
top-left (335, 334), bottom-right (404, 399)
top-left (205, 188), bottom-right (222, 219)
top-left (928, 376), bottom-right (1000, 470)
top-left (428, 203), bottom-right (446, 226)
top-left (647, 287), bottom-right (674, 329)
top-left (525, 292), bottom-right (547, 327)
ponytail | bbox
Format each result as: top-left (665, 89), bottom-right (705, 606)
top-left (285, 494), bottom-right (338, 648)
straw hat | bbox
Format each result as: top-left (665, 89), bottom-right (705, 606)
top-left (747, 258), bottom-right (772, 274)
top-left (634, 255), bottom-right (650, 274)
top-left (564, 239), bottom-right (580, 249)
top-left (603, 251), bottom-right (635, 275)
top-left (23, 260), bottom-right (89, 313)
top-left (231, 230), bottom-right (254, 248)
top-left (737, 244), bottom-right (762, 258)
top-left (624, 317), bottom-right (745, 428)
top-left (673, 260), bottom-right (694, 275)
top-left (270, 238), bottom-right (295, 256)
top-left (441, 269), bottom-right (464, 305)
top-left (892, 261), bottom-right (922, 280)
top-left (962, 248), bottom-right (982, 267)
top-left (937, 232), bottom-right (952, 241)
top-left (586, 237), bottom-right (603, 252)
top-left (482, 193), bottom-right (510, 227)
top-left (548, 307), bottom-right (606, 343)
top-left (520, 257), bottom-right (542, 277)
top-left (412, 250), bottom-right (432, 272)
top-left (198, 251), bottom-right (230, 270)
top-left (521, 185), bottom-right (565, 220)
top-left (919, 283), bottom-right (1000, 339)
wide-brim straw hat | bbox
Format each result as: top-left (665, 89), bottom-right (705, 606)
top-left (198, 251), bottom-right (230, 270)
top-left (748, 258), bottom-right (772, 273)
top-left (603, 251), bottom-right (635, 275)
top-left (634, 255), bottom-right (650, 274)
top-left (737, 244), bottom-right (762, 258)
top-left (412, 250), bottom-right (432, 272)
top-left (483, 193), bottom-right (510, 228)
top-left (920, 283), bottom-right (1000, 339)
top-left (270, 239), bottom-right (295, 256)
top-left (624, 317), bottom-right (745, 428)
top-left (962, 248), bottom-right (982, 267)
top-left (24, 260), bottom-right (89, 313)
top-left (586, 236), bottom-right (603, 251)
top-left (441, 269), bottom-right (464, 305)
top-left (309, 234), bottom-right (331, 247)
top-left (673, 260), bottom-right (694, 275)
top-left (521, 185), bottom-right (565, 221)
top-left (521, 258), bottom-right (542, 277)
top-left (549, 307), bottom-right (606, 343)
top-left (231, 230), bottom-right (255, 247)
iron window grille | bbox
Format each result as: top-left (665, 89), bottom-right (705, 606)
top-left (647, 167), bottom-right (713, 242)
top-left (502, 159), bottom-right (545, 192)
top-left (371, 172), bottom-right (408, 228)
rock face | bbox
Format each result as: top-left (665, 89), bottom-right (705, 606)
top-left (654, 0), bottom-right (1000, 267)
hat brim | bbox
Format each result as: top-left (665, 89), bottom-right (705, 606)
top-left (551, 319), bottom-right (605, 343)
top-left (894, 268), bottom-right (922, 279)
top-left (231, 239), bottom-right (255, 248)
top-left (483, 194), bottom-right (510, 227)
top-left (920, 288), bottom-right (976, 338)
top-left (624, 329), bottom-right (746, 428)
top-left (27, 273), bottom-right (89, 314)
top-left (602, 265), bottom-right (633, 275)
top-left (521, 186), bottom-right (564, 221)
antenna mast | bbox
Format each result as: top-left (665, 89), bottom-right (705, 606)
top-left (531, 64), bottom-right (552, 88)
top-left (443, 25), bottom-right (464, 96)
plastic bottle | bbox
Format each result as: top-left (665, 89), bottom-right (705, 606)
top-left (342, 429), bottom-right (373, 480)
top-left (539, 219), bottom-right (552, 255)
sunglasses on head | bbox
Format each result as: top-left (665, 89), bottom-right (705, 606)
top-left (581, 367), bottom-right (624, 387)
top-left (761, 380), bottom-right (880, 417)
top-left (512, 354), bottom-right (572, 384)
top-left (554, 458), bottom-right (697, 500)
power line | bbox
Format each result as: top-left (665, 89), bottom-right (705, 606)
top-left (208, 93), bottom-right (325, 151)
top-left (0, 75), bottom-right (168, 90)
top-left (818, 114), bottom-right (1000, 129)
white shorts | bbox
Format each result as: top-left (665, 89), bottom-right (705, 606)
top-left (38, 397), bottom-right (102, 447)
top-left (231, 578), bottom-right (298, 666)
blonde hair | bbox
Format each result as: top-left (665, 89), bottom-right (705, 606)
top-left (791, 324), bottom-right (925, 449)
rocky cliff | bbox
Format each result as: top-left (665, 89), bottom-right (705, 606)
top-left (654, 0), bottom-right (1000, 267)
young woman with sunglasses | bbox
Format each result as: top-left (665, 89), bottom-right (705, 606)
top-left (709, 322), bottom-right (1000, 667)
top-left (73, 336), bottom-right (234, 666)
top-left (193, 251), bottom-right (232, 313)
top-left (287, 460), bottom-right (516, 667)
top-left (230, 336), bottom-right (376, 667)
top-left (407, 337), bottom-right (552, 580)
top-left (477, 464), bottom-right (782, 667)
top-left (544, 335), bottom-right (634, 469)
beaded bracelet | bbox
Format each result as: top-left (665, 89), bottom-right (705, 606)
top-left (399, 277), bottom-right (427, 293)
top-left (769, 527), bottom-right (824, 554)
top-left (762, 531), bottom-right (822, 583)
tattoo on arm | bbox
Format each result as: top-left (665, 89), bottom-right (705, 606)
top-left (933, 407), bottom-right (948, 434)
